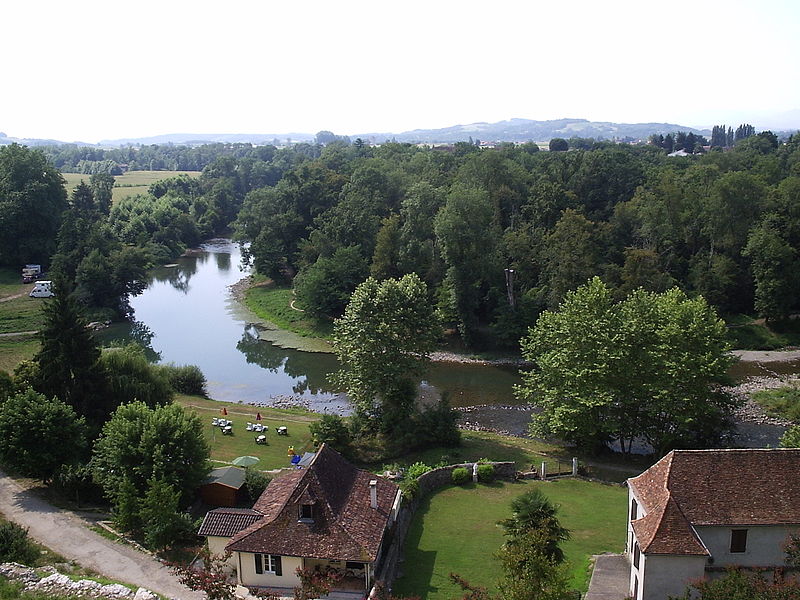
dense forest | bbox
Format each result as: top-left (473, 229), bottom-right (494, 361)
top-left (3, 129), bottom-right (799, 348)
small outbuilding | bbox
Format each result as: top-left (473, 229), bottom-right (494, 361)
top-left (199, 466), bottom-right (247, 507)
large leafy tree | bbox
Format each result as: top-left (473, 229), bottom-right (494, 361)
top-left (331, 273), bottom-right (441, 432)
top-left (0, 143), bottom-right (67, 266)
top-left (0, 389), bottom-right (87, 482)
top-left (92, 401), bottom-right (210, 508)
top-left (517, 277), bottom-right (735, 455)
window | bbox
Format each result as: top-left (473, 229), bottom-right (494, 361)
top-left (630, 498), bottom-right (638, 520)
top-left (300, 503), bottom-right (313, 521)
top-left (730, 529), bottom-right (748, 553)
top-left (254, 553), bottom-right (283, 576)
top-left (633, 542), bottom-right (640, 569)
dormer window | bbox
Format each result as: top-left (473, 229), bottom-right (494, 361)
top-left (299, 503), bottom-right (314, 522)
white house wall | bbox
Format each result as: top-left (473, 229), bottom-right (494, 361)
top-left (695, 525), bottom-right (799, 567)
top-left (207, 536), bottom-right (237, 568)
top-left (236, 553), bottom-right (303, 588)
top-left (637, 554), bottom-right (706, 600)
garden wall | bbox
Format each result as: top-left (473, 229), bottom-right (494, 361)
top-left (374, 461), bottom-right (516, 591)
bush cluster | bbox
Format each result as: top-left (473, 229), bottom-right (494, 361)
top-left (157, 364), bottom-right (207, 396)
top-left (0, 522), bottom-right (39, 566)
top-left (451, 467), bottom-right (470, 485)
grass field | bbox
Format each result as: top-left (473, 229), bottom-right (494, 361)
top-left (0, 296), bottom-right (48, 334)
top-left (392, 478), bottom-right (627, 599)
top-left (244, 279), bottom-right (334, 341)
top-left (0, 335), bottom-right (39, 373)
top-left (0, 267), bottom-right (29, 298)
top-left (175, 395), bottom-right (319, 470)
top-left (61, 170), bottom-right (201, 204)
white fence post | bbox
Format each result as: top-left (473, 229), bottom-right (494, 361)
top-left (541, 461), bottom-right (547, 479)
top-left (572, 457), bottom-right (578, 476)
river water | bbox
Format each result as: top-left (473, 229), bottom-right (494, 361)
top-left (99, 240), bottom-right (521, 410)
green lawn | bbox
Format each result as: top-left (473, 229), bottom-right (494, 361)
top-left (244, 279), bottom-right (334, 341)
top-left (0, 267), bottom-right (29, 298)
top-left (393, 478), bottom-right (627, 600)
top-left (0, 295), bottom-right (47, 334)
top-left (0, 334), bottom-right (39, 373)
top-left (175, 395), bottom-right (319, 470)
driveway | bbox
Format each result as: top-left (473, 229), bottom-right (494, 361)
top-left (585, 553), bottom-right (629, 600)
top-left (0, 469), bottom-right (204, 600)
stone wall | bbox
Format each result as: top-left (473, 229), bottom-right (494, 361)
top-left (0, 563), bottom-right (157, 600)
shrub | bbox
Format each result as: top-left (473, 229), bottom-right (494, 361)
top-left (477, 463), bottom-right (495, 483)
top-left (451, 467), bottom-right (470, 485)
top-left (158, 364), bottom-right (207, 396)
top-left (309, 414), bottom-right (351, 455)
top-left (245, 468), bottom-right (272, 502)
top-left (399, 478), bottom-right (419, 504)
top-left (0, 522), bottom-right (39, 565)
top-left (406, 462), bottom-right (433, 480)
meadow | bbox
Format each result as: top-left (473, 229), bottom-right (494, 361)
top-left (60, 170), bottom-right (201, 204)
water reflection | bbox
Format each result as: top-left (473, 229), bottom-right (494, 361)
top-left (214, 251), bottom-right (231, 272)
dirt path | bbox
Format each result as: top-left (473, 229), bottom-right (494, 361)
top-left (0, 470), bottom-right (204, 600)
top-left (0, 291), bottom-right (26, 303)
top-left (0, 330), bottom-right (37, 337)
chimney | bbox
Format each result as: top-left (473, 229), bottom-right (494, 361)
top-left (369, 479), bottom-right (378, 509)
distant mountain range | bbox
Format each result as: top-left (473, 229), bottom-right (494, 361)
top-left (4, 117), bottom-right (797, 148)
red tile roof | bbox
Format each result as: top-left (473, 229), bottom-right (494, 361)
top-left (628, 449), bottom-right (800, 555)
top-left (198, 508), bottom-right (263, 538)
top-left (224, 444), bottom-right (399, 562)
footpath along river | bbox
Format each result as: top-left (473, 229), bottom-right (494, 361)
top-left (99, 239), bottom-right (798, 447)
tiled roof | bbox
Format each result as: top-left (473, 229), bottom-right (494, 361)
top-left (628, 449), bottom-right (800, 555)
top-left (226, 444), bottom-right (399, 562)
top-left (198, 508), bottom-right (262, 537)
top-left (631, 497), bottom-right (708, 556)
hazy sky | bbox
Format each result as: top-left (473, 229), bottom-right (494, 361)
top-left (2, 0), bottom-right (799, 143)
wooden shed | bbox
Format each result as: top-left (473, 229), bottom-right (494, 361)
top-left (199, 466), bottom-right (247, 507)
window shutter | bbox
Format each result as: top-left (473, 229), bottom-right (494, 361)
top-left (255, 553), bottom-right (263, 574)
top-left (274, 555), bottom-right (282, 576)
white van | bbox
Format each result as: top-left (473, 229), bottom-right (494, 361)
top-left (29, 281), bottom-right (54, 298)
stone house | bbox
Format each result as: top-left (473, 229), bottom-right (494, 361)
top-left (198, 443), bottom-right (401, 594)
top-left (626, 448), bottom-right (800, 600)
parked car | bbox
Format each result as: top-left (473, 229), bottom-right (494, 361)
top-left (29, 281), bottom-right (54, 298)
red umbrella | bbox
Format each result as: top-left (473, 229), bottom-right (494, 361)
top-left (256, 412), bottom-right (262, 421)
top-left (221, 407), bottom-right (228, 416)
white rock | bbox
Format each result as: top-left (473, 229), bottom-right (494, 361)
top-left (133, 587), bottom-right (159, 600)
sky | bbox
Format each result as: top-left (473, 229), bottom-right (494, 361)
top-left (2, 0), bottom-right (799, 143)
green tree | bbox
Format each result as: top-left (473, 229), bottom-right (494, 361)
top-left (743, 216), bottom-right (799, 322)
top-left (548, 138), bottom-right (568, 152)
top-left (294, 245), bottom-right (369, 317)
top-left (92, 401), bottom-right (210, 508)
top-left (670, 567), bottom-right (800, 600)
top-left (517, 278), bottom-right (735, 455)
top-left (498, 489), bottom-right (570, 564)
top-left (0, 389), bottom-right (87, 482)
top-left (33, 282), bottom-right (112, 431)
top-left (0, 143), bottom-right (67, 266)
top-left (434, 185), bottom-right (500, 345)
top-left (99, 345), bottom-right (173, 408)
top-left (495, 531), bottom-right (573, 600)
top-left (331, 274), bottom-right (441, 432)
top-left (140, 477), bottom-right (194, 551)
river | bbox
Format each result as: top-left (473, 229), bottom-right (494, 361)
top-left (99, 239), bottom-right (522, 411)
